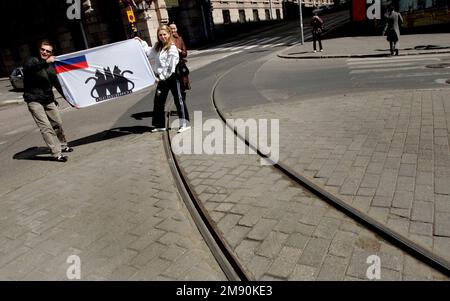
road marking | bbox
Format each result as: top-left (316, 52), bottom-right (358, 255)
top-left (347, 55), bottom-right (443, 63)
top-left (0, 141), bottom-right (7, 145)
top-left (350, 66), bottom-right (426, 74)
top-left (270, 43), bottom-right (286, 48)
top-left (367, 71), bottom-right (450, 79)
top-left (347, 57), bottom-right (441, 65)
top-left (243, 45), bottom-right (258, 50)
top-left (348, 62), bottom-right (415, 69)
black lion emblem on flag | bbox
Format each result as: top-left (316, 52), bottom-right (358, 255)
top-left (85, 66), bottom-right (135, 102)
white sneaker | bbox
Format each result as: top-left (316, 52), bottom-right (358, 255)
top-left (320, 49), bottom-right (323, 52)
top-left (313, 50), bottom-right (317, 53)
top-left (151, 127), bottom-right (166, 133)
top-left (177, 126), bottom-right (191, 133)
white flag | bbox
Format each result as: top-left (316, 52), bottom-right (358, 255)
top-left (54, 39), bottom-right (156, 108)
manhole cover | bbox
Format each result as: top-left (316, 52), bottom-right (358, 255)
top-left (426, 63), bottom-right (450, 68)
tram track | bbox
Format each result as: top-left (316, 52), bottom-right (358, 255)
top-left (209, 62), bottom-right (450, 277)
top-left (159, 12), bottom-right (450, 280)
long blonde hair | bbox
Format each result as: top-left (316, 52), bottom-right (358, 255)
top-left (155, 25), bottom-right (175, 52)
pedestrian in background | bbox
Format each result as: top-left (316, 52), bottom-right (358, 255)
top-left (148, 25), bottom-right (190, 133)
top-left (383, 5), bottom-right (403, 56)
top-left (169, 22), bottom-right (191, 103)
top-left (23, 40), bottom-right (73, 162)
top-left (311, 13), bottom-right (324, 53)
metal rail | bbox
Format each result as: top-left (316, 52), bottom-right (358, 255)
top-left (162, 116), bottom-right (252, 281)
top-left (210, 63), bottom-right (450, 277)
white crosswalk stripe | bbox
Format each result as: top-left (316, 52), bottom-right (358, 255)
top-left (190, 35), bottom-right (300, 56)
top-left (350, 66), bottom-right (426, 74)
top-left (346, 54), bottom-right (450, 77)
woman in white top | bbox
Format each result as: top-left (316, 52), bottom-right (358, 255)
top-left (147, 25), bottom-right (190, 133)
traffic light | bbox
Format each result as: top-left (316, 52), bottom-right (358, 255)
top-left (127, 8), bottom-right (136, 23)
top-left (83, 0), bottom-right (94, 14)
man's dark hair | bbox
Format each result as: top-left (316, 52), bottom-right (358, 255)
top-left (40, 39), bottom-right (56, 52)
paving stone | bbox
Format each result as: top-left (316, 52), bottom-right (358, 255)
top-left (267, 247), bottom-right (302, 279)
top-left (435, 176), bottom-right (450, 195)
top-left (235, 240), bottom-right (260, 264)
top-left (434, 212), bottom-right (450, 237)
top-left (316, 255), bottom-right (348, 281)
top-left (247, 219), bottom-right (278, 241)
top-left (312, 217), bottom-right (341, 240)
top-left (227, 225), bottom-right (251, 248)
top-left (411, 201), bottom-right (434, 223)
top-left (433, 237), bottom-right (450, 260)
top-left (329, 230), bottom-right (357, 258)
top-left (346, 250), bottom-right (374, 279)
top-left (217, 214), bottom-right (242, 235)
top-left (298, 237), bottom-right (331, 268)
top-left (414, 184), bottom-right (434, 202)
top-left (435, 195), bottom-right (450, 212)
top-left (238, 208), bottom-right (268, 227)
top-left (386, 218), bottom-right (410, 236)
top-left (256, 231), bottom-right (288, 259)
top-left (409, 221), bottom-right (433, 236)
top-left (399, 164), bottom-right (417, 177)
top-left (289, 264), bottom-right (317, 281)
top-left (247, 255), bottom-right (271, 280)
top-left (392, 191), bottom-right (413, 209)
top-left (372, 196), bottom-right (392, 208)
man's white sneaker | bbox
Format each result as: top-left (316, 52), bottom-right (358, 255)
top-left (151, 127), bottom-right (166, 133)
top-left (313, 50), bottom-right (317, 53)
top-left (177, 126), bottom-right (191, 133)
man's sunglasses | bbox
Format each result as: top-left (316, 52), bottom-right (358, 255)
top-left (40, 48), bottom-right (53, 54)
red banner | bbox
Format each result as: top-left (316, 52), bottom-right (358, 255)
top-left (352, 0), bottom-right (366, 21)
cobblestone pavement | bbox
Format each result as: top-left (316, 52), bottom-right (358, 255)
top-left (173, 124), bottom-right (448, 280)
top-left (0, 132), bottom-right (225, 280)
top-left (226, 88), bottom-right (450, 265)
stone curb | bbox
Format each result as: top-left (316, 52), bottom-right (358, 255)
top-left (0, 99), bottom-right (25, 107)
top-left (277, 50), bottom-right (450, 59)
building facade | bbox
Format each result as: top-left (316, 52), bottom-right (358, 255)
top-left (0, 0), bottom-right (296, 77)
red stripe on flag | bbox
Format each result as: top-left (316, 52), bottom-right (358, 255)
top-left (352, 0), bottom-right (366, 21)
top-left (55, 61), bottom-right (88, 74)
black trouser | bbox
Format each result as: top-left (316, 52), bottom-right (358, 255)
top-left (152, 74), bottom-right (189, 128)
top-left (313, 32), bottom-right (322, 51)
top-left (389, 40), bottom-right (399, 55)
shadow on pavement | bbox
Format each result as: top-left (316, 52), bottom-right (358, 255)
top-left (131, 111), bottom-right (153, 120)
top-left (13, 125), bottom-right (152, 161)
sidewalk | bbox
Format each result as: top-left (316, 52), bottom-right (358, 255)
top-left (278, 33), bottom-right (450, 59)
top-left (0, 131), bottom-right (226, 280)
top-left (228, 89), bottom-right (450, 268)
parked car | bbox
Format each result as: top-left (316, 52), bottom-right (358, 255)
top-left (9, 67), bottom-right (24, 90)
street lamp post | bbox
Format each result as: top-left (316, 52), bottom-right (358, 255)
top-left (269, 0), bottom-right (273, 19)
top-left (299, 0), bottom-right (304, 44)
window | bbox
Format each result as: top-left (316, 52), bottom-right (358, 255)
top-left (253, 9), bottom-right (259, 21)
top-left (222, 9), bottom-right (231, 24)
top-left (265, 9), bottom-right (270, 20)
top-left (238, 9), bottom-right (246, 23)
top-left (276, 9), bottom-right (281, 20)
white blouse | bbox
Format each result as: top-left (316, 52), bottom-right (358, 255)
top-left (148, 44), bottom-right (179, 80)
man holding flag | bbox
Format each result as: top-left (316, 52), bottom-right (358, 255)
top-left (23, 40), bottom-right (73, 162)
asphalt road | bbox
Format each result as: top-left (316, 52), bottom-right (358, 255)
top-left (0, 10), bottom-right (351, 194)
